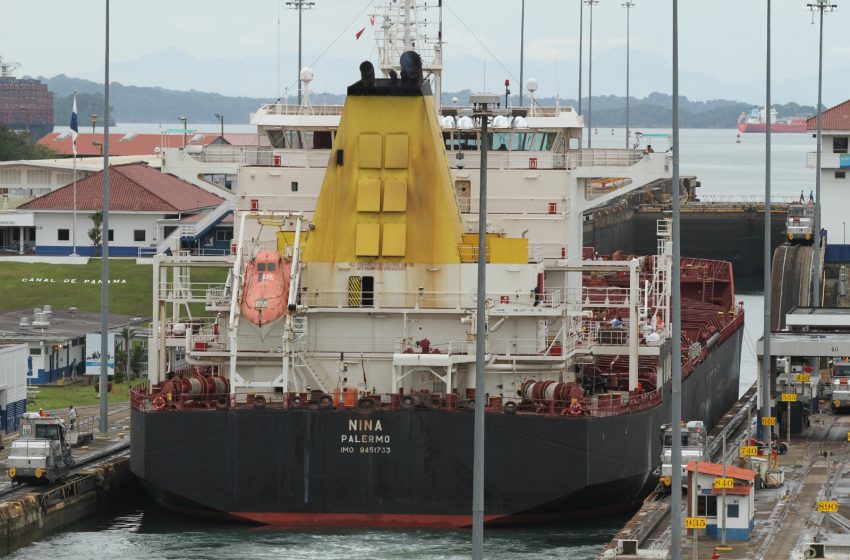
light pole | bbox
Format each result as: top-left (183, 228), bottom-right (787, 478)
top-left (286, 0), bottom-right (316, 106)
top-left (623, 2), bottom-right (635, 149)
top-left (520, 0), bottom-right (526, 106)
top-left (808, 0), bottom-right (836, 307)
top-left (762, 0), bottom-right (774, 461)
top-left (215, 113), bottom-right (224, 142)
top-left (90, 114), bottom-right (98, 134)
top-left (578, 0), bottom-right (584, 115)
top-left (586, 0), bottom-right (598, 148)
top-left (177, 116), bottom-right (187, 148)
top-left (670, 0), bottom-right (683, 558)
top-left (100, 0), bottom-right (111, 435)
top-left (469, 93), bottom-right (499, 560)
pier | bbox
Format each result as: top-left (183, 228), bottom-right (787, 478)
top-left (0, 403), bottom-right (134, 555)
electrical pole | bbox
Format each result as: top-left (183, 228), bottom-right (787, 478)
top-left (808, 0), bottom-right (836, 308)
top-left (623, 2), bottom-right (635, 149)
top-left (762, 0), bottom-right (774, 448)
top-left (670, 0), bottom-right (683, 558)
top-left (586, 0), bottom-right (598, 148)
top-left (286, 0), bottom-right (316, 106)
top-left (470, 93), bottom-right (499, 560)
top-left (578, 0), bottom-right (584, 116)
top-left (100, 0), bottom-right (111, 435)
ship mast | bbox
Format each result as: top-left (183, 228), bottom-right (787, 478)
top-left (375, 0), bottom-right (443, 110)
top-left (0, 56), bottom-right (21, 78)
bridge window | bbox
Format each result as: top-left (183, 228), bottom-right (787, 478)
top-left (836, 171), bottom-right (846, 179)
top-left (834, 137), bottom-right (848, 154)
top-left (285, 131), bottom-right (303, 149)
top-left (267, 129), bottom-right (284, 149)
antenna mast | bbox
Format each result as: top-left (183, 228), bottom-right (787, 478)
top-left (375, 0), bottom-right (443, 110)
top-left (0, 56), bottom-right (21, 78)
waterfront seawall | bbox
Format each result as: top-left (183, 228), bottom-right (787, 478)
top-left (0, 456), bottom-right (136, 556)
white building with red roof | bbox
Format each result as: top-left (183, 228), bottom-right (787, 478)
top-left (16, 162), bottom-right (230, 257)
top-left (807, 100), bottom-right (850, 258)
top-left (686, 461), bottom-right (757, 541)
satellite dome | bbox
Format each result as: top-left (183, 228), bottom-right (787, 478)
top-left (300, 67), bottom-right (314, 82)
top-left (493, 115), bottom-right (511, 129)
top-left (526, 78), bottom-right (538, 93)
top-left (457, 116), bottom-right (474, 130)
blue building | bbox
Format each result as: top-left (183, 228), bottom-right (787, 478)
top-left (0, 343), bottom-right (29, 433)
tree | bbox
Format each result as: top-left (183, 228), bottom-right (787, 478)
top-left (129, 343), bottom-right (146, 379)
top-left (114, 345), bottom-right (127, 384)
top-left (0, 125), bottom-right (57, 161)
top-left (88, 210), bottom-right (103, 256)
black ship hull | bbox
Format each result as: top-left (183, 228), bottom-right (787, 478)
top-left (130, 327), bottom-right (743, 527)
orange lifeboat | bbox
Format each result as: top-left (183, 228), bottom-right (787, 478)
top-left (240, 250), bottom-right (292, 326)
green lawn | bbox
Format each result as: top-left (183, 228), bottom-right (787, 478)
top-left (0, 258), bottom-right (228, 317)
top-left (30, 379), bottom-right (147, 410)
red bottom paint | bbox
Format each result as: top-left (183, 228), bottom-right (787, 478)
top-left (231, 512), bottom-right (507, 529)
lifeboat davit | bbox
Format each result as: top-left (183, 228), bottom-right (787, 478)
top-left (240, 250), bottom-right (292, 326)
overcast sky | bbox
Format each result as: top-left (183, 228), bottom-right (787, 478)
top-left (2, 1), bottom-right (847, 102)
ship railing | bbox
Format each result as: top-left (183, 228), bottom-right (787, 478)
top-left (301, 289), bottom-right (563, 310)
top-left (465, 196), bottom-right (571, 216)
top-left (257, 103), bottom-right (344, 116)
top-left (567, 148), bottom-right (644, 169)
top-left (693, 194), bottom-right (798, 206)
top-left (448, 151), bottom-right (568, 171)
top-left (264, 150), bottom-right (337, 168)
top-left (233, 194), bottom-right (319, 214)
top-left (157, 282), bottom-right (232, 304)
top-left (130, 385), bottom-right (663, 418)
top-left (184, 145), bottom-right (272, 164)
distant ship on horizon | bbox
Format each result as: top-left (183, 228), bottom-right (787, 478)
top-left (0, 55), bottom-right (54, 141)
top-left (737, 106), bottom-right (807, 133)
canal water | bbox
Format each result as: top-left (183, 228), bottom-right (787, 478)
top-left (9, 496), bottom-right (628, 560)
top-left (11, 128), bottom-right (805, 558)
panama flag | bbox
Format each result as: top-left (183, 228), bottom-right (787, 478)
top-left (70, 93), bottom-right (79, 157)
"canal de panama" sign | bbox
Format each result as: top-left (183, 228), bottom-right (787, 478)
top-left (20, 277), bottom-right (128, 285)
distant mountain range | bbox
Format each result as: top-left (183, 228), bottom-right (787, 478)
top-left (68, 45), bottom-right (846, 106)
top-left (39, 54), bottom-right (817, 129)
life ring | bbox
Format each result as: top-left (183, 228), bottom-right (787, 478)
top-left (254, 395), bottom-right (267, 408)
top-left (400, 395), bottom-right (415, 410)
top-left (356, 397), bottom-right (376, 410)
top-left (503, 401), bottom-right (517, 415)
top-left (318, 394), bottom-right (334, 409)
top-left (215, 396), bottom-right (228, 410)
top-left (153, 396), bottom-right (167, 411)
top-left (291, 395), bottom-right (303, 408)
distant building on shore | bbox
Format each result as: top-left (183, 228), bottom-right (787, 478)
top-left (807, 100), bottom-right (850, 260)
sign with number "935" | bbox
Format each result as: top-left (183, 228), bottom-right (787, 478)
top-left (684, 517), bottom-right (707, 529)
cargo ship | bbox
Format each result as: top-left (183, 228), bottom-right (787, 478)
top-left (0, 56), bottom-right (54, 141)
top-left (737, 106), bottom-right (807, 133)
top-left (130, 48), bottom-right (744, 527)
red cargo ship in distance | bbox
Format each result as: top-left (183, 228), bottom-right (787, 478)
top-left (737, 106), bottom-right (807, 133)
top-left (0, 55), bottom-right (54, 141)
